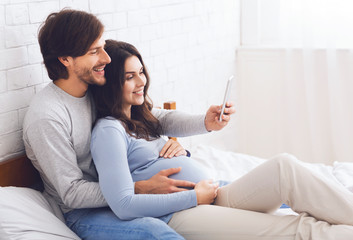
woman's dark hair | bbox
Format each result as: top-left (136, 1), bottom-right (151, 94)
top-left (91, 40), bottom-right (161, 140)
top-left (38, 9), bottom-right (104, 80)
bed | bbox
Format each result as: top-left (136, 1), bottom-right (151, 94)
top-left (1, 102), bottom-right (353, 239)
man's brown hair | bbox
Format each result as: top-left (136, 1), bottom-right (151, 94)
top-left (38, 9), bottom-right (104, 80)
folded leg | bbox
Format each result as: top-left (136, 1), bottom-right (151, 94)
top-left (168, 205), bottom-right (353, 240)
top-left (214, 153), bottom-right (353, 225)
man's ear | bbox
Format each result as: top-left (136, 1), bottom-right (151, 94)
top-left (58, 56), bottom-right (70, 67)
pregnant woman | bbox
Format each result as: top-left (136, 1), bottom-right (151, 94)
top-left (90, 39), bottom-right (353, 240)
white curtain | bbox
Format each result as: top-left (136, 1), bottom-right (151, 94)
top-left (238, 0), bottom-right (353, 164)
top-left (279, 0), bottom-right (353, 163)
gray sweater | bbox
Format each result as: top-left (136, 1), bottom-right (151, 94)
top-left (23, 82), bottom-right (208, 214)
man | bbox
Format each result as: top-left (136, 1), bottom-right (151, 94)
top-left (23, 9), bottom-right (233, 240)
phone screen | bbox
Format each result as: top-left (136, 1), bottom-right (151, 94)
top-left (219, 75), bottom-right (234, 121)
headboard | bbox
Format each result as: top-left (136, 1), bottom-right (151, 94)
top-left (0, 101), bottom-right (176, 188)
top-left (0, 155), bottom-right (41, 187)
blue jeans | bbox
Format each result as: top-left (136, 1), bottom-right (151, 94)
top-left (64, 207), bottom-right (184, 240)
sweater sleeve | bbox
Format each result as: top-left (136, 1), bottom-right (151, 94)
top-left (151, 108), bottom-right (209, 137)
top-left (24, 118), bottom-right (107, 209)
top-left (90, 121), bottom-right (197, 220)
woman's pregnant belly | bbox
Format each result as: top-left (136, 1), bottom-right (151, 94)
top-left (131, 156), bottom-right (210, 184)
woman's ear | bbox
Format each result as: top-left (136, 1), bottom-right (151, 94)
top-left (58, 56), bottom-right (70, 67)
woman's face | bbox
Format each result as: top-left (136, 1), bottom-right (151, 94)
top-left (122, 55), bottom-right (146, 114)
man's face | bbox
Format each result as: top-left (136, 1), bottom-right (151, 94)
top-left (70, 35), bottom-right (111, 86)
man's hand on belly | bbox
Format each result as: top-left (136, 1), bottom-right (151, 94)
top-left (135, 167), bottom-right (196, 194)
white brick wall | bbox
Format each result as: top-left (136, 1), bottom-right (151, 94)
top-left (0, 0), bottom-right (240, 161)
top-left (5, 4), bottom-right (29, 25)
top-left (0, 71), bottom-right (6, 93)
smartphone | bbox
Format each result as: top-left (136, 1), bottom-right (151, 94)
top-left (219, 75), bottom-right (234, 121)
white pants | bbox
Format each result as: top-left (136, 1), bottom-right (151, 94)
top-left (168, 153), bottom-right (353, 240)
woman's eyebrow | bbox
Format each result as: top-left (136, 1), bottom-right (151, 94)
top-left (125, 67), bottom-right (143, 74)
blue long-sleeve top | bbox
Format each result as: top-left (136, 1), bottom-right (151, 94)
top-left (91, 117), bottom-right (210, 222)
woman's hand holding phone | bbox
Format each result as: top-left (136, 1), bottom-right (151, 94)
top-left (204, 75), bottom-right (236, 131)
top-left (219, 75), bottom-right (234, 122)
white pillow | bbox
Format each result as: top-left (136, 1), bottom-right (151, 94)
top-left (0, 187), bottom-right (80, 240)
top-left (333, 161), bottom-right (353, 192)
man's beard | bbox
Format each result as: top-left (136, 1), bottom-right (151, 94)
top-left (74, 66), bottom-right (105, 86)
